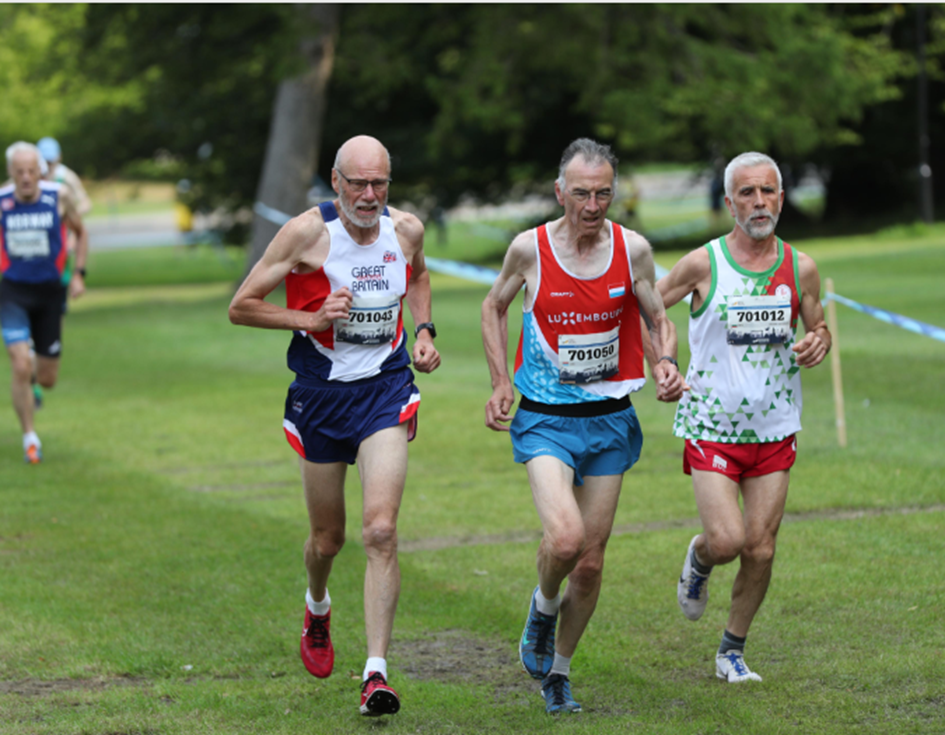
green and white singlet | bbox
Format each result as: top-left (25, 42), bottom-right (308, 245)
top-left (673, 236), bottom-right (804, 444)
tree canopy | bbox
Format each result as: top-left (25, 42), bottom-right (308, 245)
top-left (2, 4), bottom-right (942, 229)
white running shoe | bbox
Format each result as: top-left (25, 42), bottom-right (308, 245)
top-left (716, 650), bottom-right (763, 683)
top-left (677, 535), bottom-right (710, 621)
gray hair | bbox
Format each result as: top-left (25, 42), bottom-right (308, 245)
top-left (724, 152), bottom-right (782, 199)
top-left (5, 141), bottom-right (47, 175)
top-left (556, 138), bottom-right (619, 190)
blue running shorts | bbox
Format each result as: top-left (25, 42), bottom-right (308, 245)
top-left (283, 367), bottom-right (420, 464)
top-left (510, 399), bottom-right (643, 486)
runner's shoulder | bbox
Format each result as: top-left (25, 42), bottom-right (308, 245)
top-left (390, 206), bottom-right (423, 240)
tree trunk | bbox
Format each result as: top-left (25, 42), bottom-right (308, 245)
top-left (243, 4), bottom-right (340, 280)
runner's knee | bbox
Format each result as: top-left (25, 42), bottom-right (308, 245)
top-left (567, 547), bottom-right (605, 591)
top-left (741, 538), bottom-right (776, 566)
top-left (705, 529), bottom-right (744, 564)
top-left (362, 517), bottom-right (397, 554)
top-left (9, 354), bottom-right (32, 382)
top-left (542, 527), bottom-right (585, 567)
top-left (307, 529), bottom-right (345, 559)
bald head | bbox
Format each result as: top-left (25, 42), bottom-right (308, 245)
top-left (333, 135), bottom-right (391, 175)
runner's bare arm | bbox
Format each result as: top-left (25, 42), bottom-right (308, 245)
top-left (628, 232), bottom-right (686, 402)
top-left (397, 211), bottom-right (441, 374)
top-left (656, 246), bottom-right (711, 311)
top-left (481, 232), bottom-right (532, 431)
top-left (229, 212), bottom-right (352, 332)
top-left (60, 186), bottom-right (88, 299)
top-left (793, 252), bottom-right (831, 368)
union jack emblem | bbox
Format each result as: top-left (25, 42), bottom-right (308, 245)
top-left (1, 198), bottom-right (13, 211)
top-left (383, 250), bottom-right (397, 263)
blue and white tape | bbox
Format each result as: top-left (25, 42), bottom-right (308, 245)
top-left (824, 292), bottom-right (945, 344)
top-left (254, 201), bottom-right (293, 227)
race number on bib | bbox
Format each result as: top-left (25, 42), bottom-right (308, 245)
top-left (558, 327), bottom-right (619, 384)
top-left (727, 295), bottom-right (791, 345)
top-left (6, 230), bottom-right (50, 259)
top-left (335, 295), bottom-right (400, 345)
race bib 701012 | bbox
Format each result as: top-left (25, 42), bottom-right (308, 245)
top-left (727, 294), bottom-right (791, 345)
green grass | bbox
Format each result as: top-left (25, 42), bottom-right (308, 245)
top-left (0, 231), bottom-right (943, 733)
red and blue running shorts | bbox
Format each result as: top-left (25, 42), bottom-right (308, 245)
top-left (283, 367), bottom-right (420, 464)
top-left (683, 435), bottom-right (796, 482)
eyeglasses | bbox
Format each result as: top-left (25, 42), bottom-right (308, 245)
top-left (335, 169), bottom-right (391, 194)
top-left (566, 188), bottom-right (614, 203)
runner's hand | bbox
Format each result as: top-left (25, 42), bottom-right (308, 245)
top-left (69, 273), bottom-right (86, 300)
top-left (653, 361), bottom-right (688, 402)
top-left (413, 335), bottom-right (440, 374)
top-left (310, 287), bottom-right (352, 332)
top-left (792, 330), bottom-right (828, 368)
top-left (485, 384), bottom-right (515, 431)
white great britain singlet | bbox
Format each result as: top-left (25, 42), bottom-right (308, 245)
top-left (673, 236), bottom-right (803, 444)
top-left (285, 202), bottom-right (411, 383)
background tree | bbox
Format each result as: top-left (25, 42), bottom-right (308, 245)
top-left (247, 4), bottom-right (340, 277)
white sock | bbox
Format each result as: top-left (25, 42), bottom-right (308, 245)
top-left (549, 653), bottom-right (572, 677)
top-left (363, 657), bottom-right (387, 681)
top-left (23, 431), bottom-right (40, 450)
top-left (535, 588), bottom-right (560, 616)
top-left (306, 588), bottom-right (330, 616)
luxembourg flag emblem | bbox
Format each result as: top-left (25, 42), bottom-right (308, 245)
top-left (608, 283), bottom-right (626, 299)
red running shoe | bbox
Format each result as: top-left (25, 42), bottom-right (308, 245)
top-left (300, 607), bottom-right (334, 678)
top-left (360, 671), bottom-right (400, 716)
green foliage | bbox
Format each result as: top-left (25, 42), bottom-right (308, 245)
top-left (324, 4), bottom-right (910, 208)
top-left (0, 5), bottom-right (147, 149)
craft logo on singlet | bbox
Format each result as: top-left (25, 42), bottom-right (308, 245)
top-left (550, 291), bottom-right (574, 298)
top-left (5, 212), bottom-right (54, 230)
top-left (41, 194), bottom-right (56, 207)
top-left (350, 265), bottom-right (389, 293)
top-left (1, 198), bottom-right (13, 211)
top-left (550, 305), bottom-right (623, 327)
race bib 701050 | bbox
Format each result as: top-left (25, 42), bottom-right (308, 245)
top-left (558, 327), bottom-right (619, 384)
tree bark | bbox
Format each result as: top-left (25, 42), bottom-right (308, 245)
top-left (243, 4), bottom-right (340, 279)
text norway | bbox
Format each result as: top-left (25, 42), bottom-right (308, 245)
top-left (5, 212), bottom-right (54, 230)
top-left (550, 306), bottom-right (623, 325)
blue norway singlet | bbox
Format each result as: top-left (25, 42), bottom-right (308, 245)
top-left (0, 181), bottom-right (67, 284)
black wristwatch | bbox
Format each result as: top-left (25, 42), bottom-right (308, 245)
top-left (414, 322), bottom-right (436, 339)
top-left (77, 268), bottom-right (87, 277)
top-left (658, 356), bottom-right (678, 367)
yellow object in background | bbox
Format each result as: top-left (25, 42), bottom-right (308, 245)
top-left (175, 202), bottom-right (194, 233)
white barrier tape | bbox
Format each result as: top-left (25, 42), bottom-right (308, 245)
top-left (253, 201), bottom-right (292, 227)
top-left (824, 292), bottom-right (945, 343)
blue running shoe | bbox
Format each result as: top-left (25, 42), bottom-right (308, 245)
top-left (541, 673), bottom-right (581, 714)
top-left (716, 650), bottom-right (763, 683)
top-left (520, 586), bottom-right (556, 679)
top-left (677, 535), bottom-right (710, 620)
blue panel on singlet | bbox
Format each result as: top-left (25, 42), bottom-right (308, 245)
top-left (0, 183), bottom-right (65, 284)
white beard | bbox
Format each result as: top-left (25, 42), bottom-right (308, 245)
top-left (338, 194), bottom-right (383, 229)
top-left (738, 211), bottom-right (779, 240)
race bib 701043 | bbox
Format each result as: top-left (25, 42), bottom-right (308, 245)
top-left (335, 295), bottom-right (400, 345)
